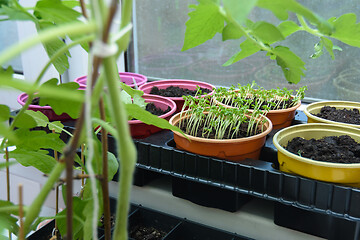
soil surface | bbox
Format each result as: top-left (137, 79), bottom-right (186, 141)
top-left (315, 106), bottom-right (360, 125)
top-left (178, 119), bottom-right (262, 139)
top-left (146, 103), bottom-right (170, 116)
top-left (150, 86), bottom-right (211, 97)
top-left (129, 225), bottom-right (167, 240)
top-left (222, 97), bottom-right (295, 110)
top-left (285, 135), bottom-right (360, 164)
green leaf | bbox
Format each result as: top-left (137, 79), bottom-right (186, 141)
top-left (257, 0), bottom-right (333, 34)
top-left (251, 21), bottom-right (285, 43)
top-left (57, 197), bottom-right (88, 239)
top-left (272, 46), bottom-right (306, 84)
top-left (0, 212), bottom-right (19, 236)
top-left (39, 79), bottom-right (82, 118)
top-left (0, 104), bottom-right (10, 121)
top-left (11, 129), bottom-right (65, 152)
top-left (329, 13), bottom-right (360, 48)
top-left (13, 111), bottom-right (37, 129)
top-left (0, 161), bottom-right (16, 170)
top-left (125, 104), bottom-right (184, 136)
top-left (133, 94), bottom-right (147, 109)
top-left (182, 1), bottom-right (224, 51)
top-left (0, 66), bottom-right (13, 82)
top-left (277, 21), bottom-right (300, 38)
top-left (25, 110), bottom-right (64, 133)
top-left (310, 41), bottom-right (323, 59)
top-left (37, 22), bottom-right (70, 75)
top-left (9, 149), bottom-right (57, 174)
top-left (119, 91), bottom-right (132, 105)
top-left (34, 0), bottom-right (81, 24)
top-left (223, 0), bottom-right (258, 24)
top-left (223, 39), bottom-right (261, 66)
top-left (107, 152), bottom-right (119, 181)
top-left (119, 82), bottom-right (143, 98)
top-left (62, 1), bottom-right (80, 9)
top-left (222, 23), bottom-right (243, 41)
top-left (0, 5), bottom-right (35, 21)
top-left (0, 123), bottom-right (16, 142)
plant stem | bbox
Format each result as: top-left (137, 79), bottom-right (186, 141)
top-left (103, 56), bottom-right (137, 240)
top-left (297, 15), bottom-right (323, 37)
top-left (18, 184), bottom-right (24, 240)
top-left (23, 162), bottom-right (65, 235)
top-left (99, 98), bottom-right (111, 240)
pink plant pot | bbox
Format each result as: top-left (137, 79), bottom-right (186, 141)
top-left (17, 93), bottom-right (73, 122)
top-left (138, 79), bottom-right (215, 112)
top-left (74, 72), bottom-right (147, 88)
top-left (129, 94), bottom-right (177, 139)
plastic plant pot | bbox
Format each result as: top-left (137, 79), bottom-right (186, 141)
top-left (138, 79), bottom-right (215, 113)
top-left (17, 93), bottom-right (73, 122)
top-left (304, 100), bottom-right (360, 129)
top-left (129, 94), bottom-right (177, 139)
top-left (273, 123), bottom-right (360, 187)
top-left (74, 72), bottom-right (147, 89)
top-left (169, 112), bottom-right (272, 162)
top-left (215, 91), bottom-right (301, 129)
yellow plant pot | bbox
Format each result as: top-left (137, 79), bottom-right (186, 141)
top-left (273, 123), bottom-right (360, 187)
top-left (304, 101), bottom-right (360, 129)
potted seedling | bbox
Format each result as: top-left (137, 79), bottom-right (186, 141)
top-left (214, 82), bottom-right (307, 129)
top-left (139, 79), bottom-right (215, 112)
top-left (273, 123), bottom-right (360, 186)
top-left (169, 94), bottom-right (272, 161)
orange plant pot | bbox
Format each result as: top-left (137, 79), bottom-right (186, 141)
top-left (215, 93), bottom-right (301, 129)
top-left (169, 112), bottom-right (272, 162)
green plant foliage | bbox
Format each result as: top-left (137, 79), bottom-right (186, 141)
top-left (12, 112), bottom-right (37, 129)
top-left (34, 0), bottom-right (81, 24)
top-left (25, 110), bottom-right (64, 134)
top-left (182, 0), bottom-right (224, 51)
top-left (39, 79), bottom-right (83, 118)
top-left (183, 0), bottom-right (360, 84)
top-left (0, 201), bottom-right (19, 237)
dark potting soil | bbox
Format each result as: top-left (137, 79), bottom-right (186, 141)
top-left (178, 119), bottom-right (262, 139)
top-left (222, 97), bottom-right (295, 110)
top-left (146, 102), bottom-right (170, 116)
top-left (315, 106), bottom-right (360, 125)
top-left (285, 135), bottom-right (360, 164)
top-left (129, 225), bottom-right (167, 240)
top-left (150, 86), bottom-right (211, 97)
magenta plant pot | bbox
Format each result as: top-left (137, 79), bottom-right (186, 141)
top-left (129, 94), bottom-right (177, 139)
top-left (74, 72), bottom-right (147, 88)
top-left (138, 79), bottom-right (215, 112)
top-left (17, 93), bottom-right (73, 122)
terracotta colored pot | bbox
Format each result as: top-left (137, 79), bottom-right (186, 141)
top-left (17, 93), bottom-right (73, 122)
top-left (129, 94), bottom-right (177, 139)
top-left (169, 112), bottom-right (272, 162)
top-left (74, 72), bottom-right (147, 89)
top-left (273, 123), bottom-right (360, 187)
top-left (138, 79), bottom-right (215, 113)
top-left (304, 100), bottom-right (360, 129)
top-left (215, 92), bottom-right (301, 129)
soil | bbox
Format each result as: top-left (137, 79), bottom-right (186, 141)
top-left (315, 106), bottom-right (360, 125)
top-left (178, 119), bottom-right (262, 139)
top-left (285, 135), bottom-right (360, 164)
top-left (150, 86), bottom-right (211, 97)
top-left (129, 225), bottom-right (167, 240)
top-left (99, 213), bottom-right (115, 229)
top-left (222, 97), bottom-right (295, 110)
top-left (31, 97), bottom-right (41, 105)
top-left (146, 103), bottom-right (170, 116)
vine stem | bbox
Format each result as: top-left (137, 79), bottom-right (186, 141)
top-left (104, 56), bottom-right (136, 240)
top-left (297, 15), bottom-right (323, 37)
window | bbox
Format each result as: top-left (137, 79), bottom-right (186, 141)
top-left (130, 0), bottom-right (360, 102)
top-left (0, 21), bottom-right (22, 73)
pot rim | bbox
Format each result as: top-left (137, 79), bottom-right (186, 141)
top-left (273, 123), bottom-right (360, 168)
top-left (169, 111), bottom-right (273, 143)
top-left (138, 79), bottom-right (216, 101)
top-left (304, 100), bottom-right (360, 129)
top-left (17, 92), bottom-right (53, 110)
top-left (74, 72), bottom-right (148, 88)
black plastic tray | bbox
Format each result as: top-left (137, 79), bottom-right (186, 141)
top-left (130, 111), bottom-right (360, 222)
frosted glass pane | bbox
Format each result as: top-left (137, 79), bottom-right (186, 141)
top-left (133, 0), bottom-right (360, 102)
top-left (0, 21), bottom-right (22, 72)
